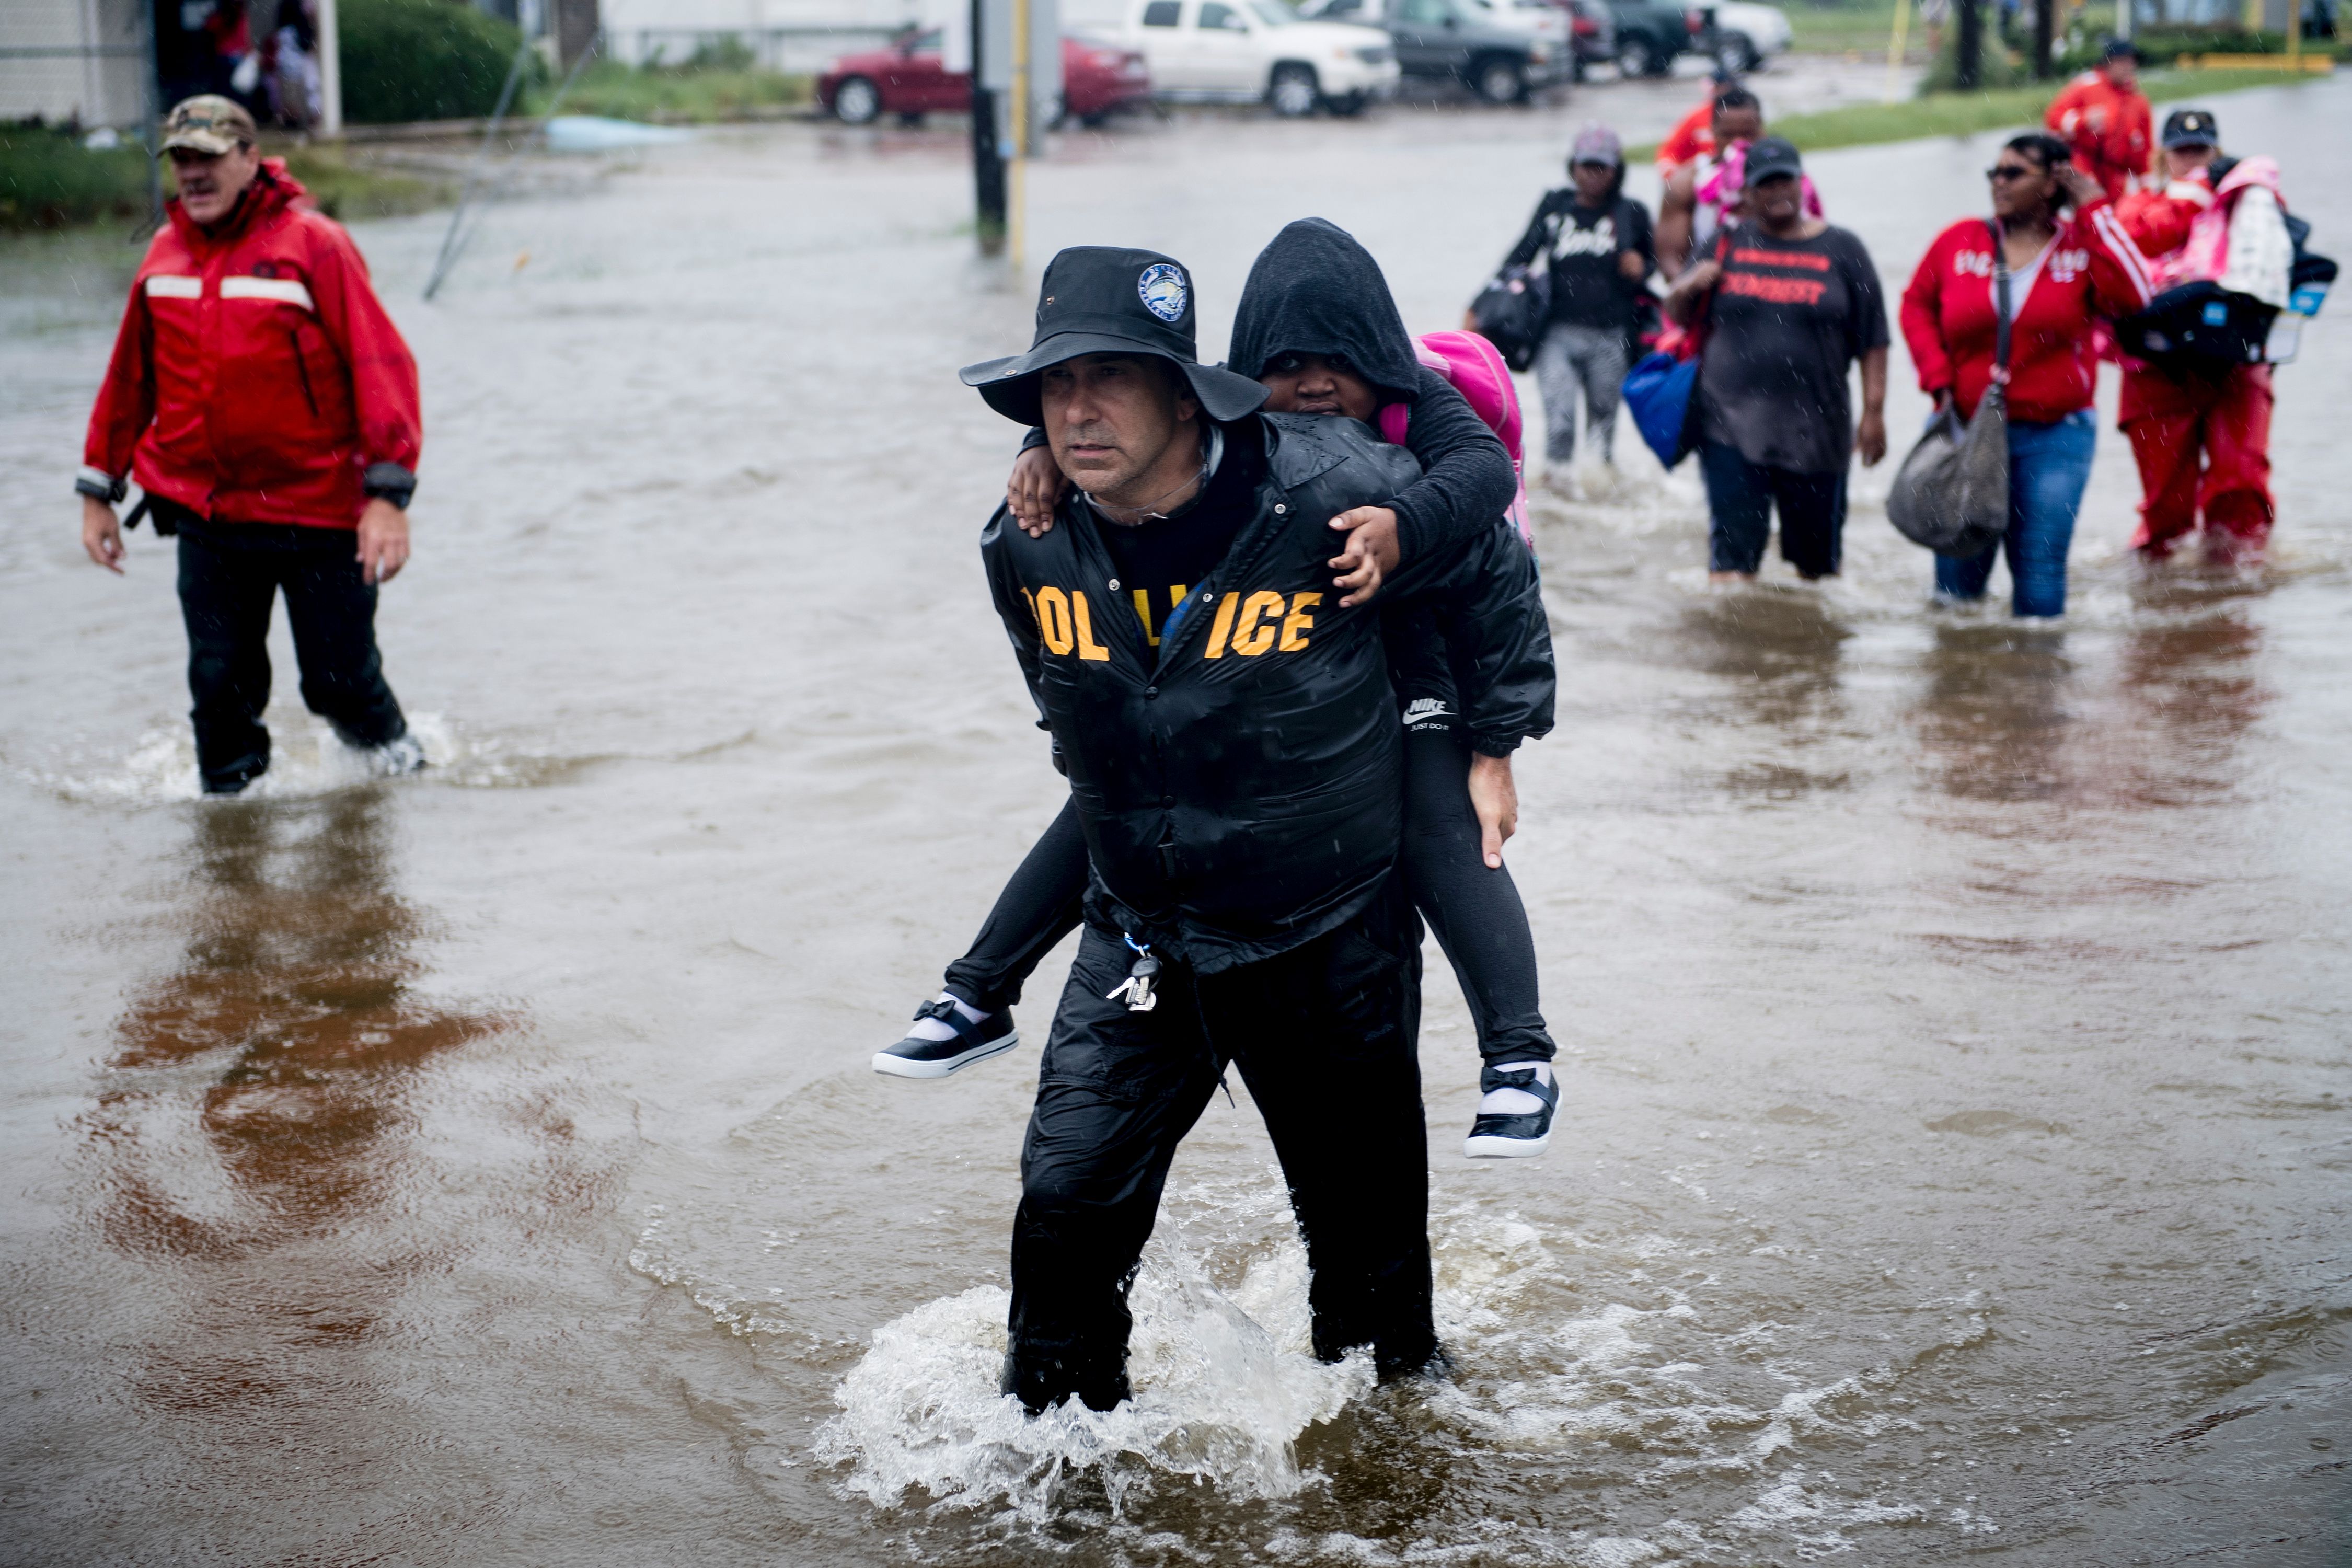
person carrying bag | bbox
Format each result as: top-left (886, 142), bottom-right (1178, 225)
top-left (1898, 133), bottom-right (2148, 615)
top-left (1887, 220), bottom-right (2012, 561)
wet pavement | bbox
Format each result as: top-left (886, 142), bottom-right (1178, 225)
top-left (4, 68), bottom-right (2350, 1567)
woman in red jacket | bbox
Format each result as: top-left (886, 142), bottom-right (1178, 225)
top-left (1899, 133), bottom-right (2152, 617)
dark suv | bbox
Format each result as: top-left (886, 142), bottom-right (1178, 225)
top-left (1605, 0), bottom-right (1714, 76)
top-left (1301, 0), bottom-right (1570, 102)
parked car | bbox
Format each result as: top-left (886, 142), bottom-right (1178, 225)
top-left (1298, 0), bottom-right (1569, 102)
top-left (1125, 0), bottom-right (1399, 116)
top-left (1709, 0), bottom-right (1788, 70)
top-left (1603, 0), bottom-right (1715, 77)
top-left (1558, 0), bottom-right (1617, 78)
top-left (818, 28), bottom-right (1153, 128)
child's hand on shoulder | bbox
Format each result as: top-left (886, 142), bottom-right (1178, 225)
top-left (1008, 445), bottom-right (1068, 537)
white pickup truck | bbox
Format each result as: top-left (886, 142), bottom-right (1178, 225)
top-left (1122, 0), bottom-right (1401, 116)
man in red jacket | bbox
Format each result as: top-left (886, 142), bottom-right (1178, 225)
top-left (2043, 39), bottom-right (2152, 203)
top-left (77, 96), bottom-right (423, 794)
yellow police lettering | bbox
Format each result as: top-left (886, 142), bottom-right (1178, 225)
top-left (1279, 592), bottom-right (1320, 651)
top-left (1204, 592), bottom-right (1241, 659)
top-left (1071, 591), bottom-right (1112, 661)
top-left (1231, 591), bottom-right (1286, 656)
top-left (1035, 586), bottom-right (1075, 656)
top-left (1133, 590), bottom-right (1158, 646)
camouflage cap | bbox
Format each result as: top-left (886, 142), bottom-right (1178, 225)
top-left (160, 95), bottom-right (258, 156)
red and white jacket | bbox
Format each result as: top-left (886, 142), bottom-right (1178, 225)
top-left (2043, 72), bottom-right (2153, 203)
top-left (1899, 197), bottom-right (2153, 424)
top-left (80, 160), bottom-right (420, 529)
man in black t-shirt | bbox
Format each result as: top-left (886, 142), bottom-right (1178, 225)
top-left (1501, 124), bottom-right (1655, 483)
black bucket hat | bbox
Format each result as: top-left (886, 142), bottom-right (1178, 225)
top-left (960, 246), bottom-right (1269, 426)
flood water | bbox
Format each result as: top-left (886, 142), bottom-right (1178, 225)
top-left (4, 72), bottom-right (2350, 1566)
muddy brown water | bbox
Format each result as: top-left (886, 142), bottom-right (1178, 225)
top-left (3, 73), bottom-right (2348, 1566)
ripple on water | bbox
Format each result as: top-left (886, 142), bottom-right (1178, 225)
top-left (17, 712), bottom-right (613, 804)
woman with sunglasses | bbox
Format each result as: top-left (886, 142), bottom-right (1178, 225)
top-left (1898, 132), bottom-right (2153, 617)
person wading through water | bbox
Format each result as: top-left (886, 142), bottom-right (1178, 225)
top-left (953, 245), bottom-right (1554, 1413)
top-left (1498, 124), bottom-right (1656, 493)
top-left (78, 95), bottom-right (423, 794)
top-left (885, 220), bottom-right (1565, 1161)
top-left (1665, 137), bottom-right (1889, 583)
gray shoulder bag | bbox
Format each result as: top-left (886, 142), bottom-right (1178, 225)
top-left (1888, 218), bottom-right (2012, 558)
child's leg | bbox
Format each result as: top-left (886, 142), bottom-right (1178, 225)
top-left (881, 799), bottom-right (1088, 1078)
top-left (942, 797), bottom-right (1089, 1014)
top-left (1399, 722), bottom-right (1555, 1067)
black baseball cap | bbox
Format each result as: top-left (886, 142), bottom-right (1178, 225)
top-left (1743, 135), bottom-right (1803, 186)
top-left (960, 247), bottom-right (1269, 426)
top-left (2099, 36), bottom-right (2142, 61)
top-left (2161, 107), bottom-right (2219, 148)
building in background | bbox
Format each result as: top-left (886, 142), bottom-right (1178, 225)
top-left (2, 0), bottom-right (153, 128)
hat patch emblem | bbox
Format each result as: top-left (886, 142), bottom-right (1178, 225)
top-left (1138, 263), bottom-right (1187, 324)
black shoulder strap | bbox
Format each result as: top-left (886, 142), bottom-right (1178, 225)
top-left (1987, 218), bottom-right (2012, 374)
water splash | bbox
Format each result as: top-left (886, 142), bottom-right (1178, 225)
top-left (814, 1239), bottom-right (1371, 1523)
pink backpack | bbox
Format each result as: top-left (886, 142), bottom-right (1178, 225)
top-left (1377, 329), bottom-right (1533, 550)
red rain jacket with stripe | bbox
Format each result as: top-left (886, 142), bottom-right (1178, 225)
top-left (1899, 198), bottom-right (2154, 425)
top-left (81, 160), bottom-right (420, 529)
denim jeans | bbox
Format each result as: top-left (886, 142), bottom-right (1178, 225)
top-left (1933, 409), bottom-right (2097, 618)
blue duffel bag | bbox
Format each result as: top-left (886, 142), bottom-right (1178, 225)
top-left (1621, 350), bottom-right (1700, 470)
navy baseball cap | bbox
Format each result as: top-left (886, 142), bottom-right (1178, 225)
top-left (2162, 107), bottom-right (2219, 148)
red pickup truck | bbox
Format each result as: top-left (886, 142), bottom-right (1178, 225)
top-left (818, 28), bottom-right (1154, 128)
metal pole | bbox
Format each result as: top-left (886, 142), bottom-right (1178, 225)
top-left (1009, 0), bottom-right (1027, 273)
top-left (971, 0), bottom-right (1005, 255)
top-left (318, 0), bottom-right (343, 134)
top-left (1956, 0), bottom-right (1981, 88)
top-left (422, 36), bottom-right (539, 299)
top-left (2286, 0), bottom-right (2301, 63)
top-left (1884, 0), bottom-right (1911, 102)
top-left (137, 0), bottom-right (164, 233)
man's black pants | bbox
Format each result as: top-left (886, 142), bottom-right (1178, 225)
top-left (176, 522), bottom-right (407, 793)
top-left (1005, 880), bottom-right (1435, 1413)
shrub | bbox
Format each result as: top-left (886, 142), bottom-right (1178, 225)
top-left (341, 0), bottom-right (539, 124)
top-left (0, 123), bottom-right (149, 229)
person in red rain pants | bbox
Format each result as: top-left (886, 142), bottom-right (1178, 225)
top-left (2044, 39), bottom-right (2152, 204)
top-left (77, 96), bottom-right (424, 793)
top-left (2114, 108), bottom-right (2287, 562)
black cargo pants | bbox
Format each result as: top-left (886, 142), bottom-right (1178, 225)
top-left (176, 521), bottom-right (408, 793)
top-left (1004, 878), bottom-right (1436, 1413)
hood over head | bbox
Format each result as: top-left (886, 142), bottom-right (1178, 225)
top-left (1226, 217), bottom-right (1421, 405)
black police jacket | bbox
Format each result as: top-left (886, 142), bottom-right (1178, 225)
top-left (982, 412), bottom-right (1555, 974)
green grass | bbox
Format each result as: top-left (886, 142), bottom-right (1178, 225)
top-left (1626, 65), bottom-right (2326, 159)
top-left (532, 59), bottom-right (812, 123)
top-left (1787, 1), bottom-right (1913, 59)
top-left (2, 126), bottom-right (451, 233)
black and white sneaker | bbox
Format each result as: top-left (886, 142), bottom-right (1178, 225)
top-left (1463, 1060), bottom-right (1557, 1159)
top-left (873, 995), bottom-right (1020, 1079)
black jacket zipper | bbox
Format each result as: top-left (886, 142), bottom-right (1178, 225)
top-left (287, 326), bottom-right (320, 418)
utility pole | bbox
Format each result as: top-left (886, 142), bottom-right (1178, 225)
top-left (318, 0), bottom-right (344, 133)
top-left (2033, 0), bottom-right (2054, 77)
top-left (971, 0), bottom-right (1006, 255)
top-left (1956, 0), bottom-right (1981, 88)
